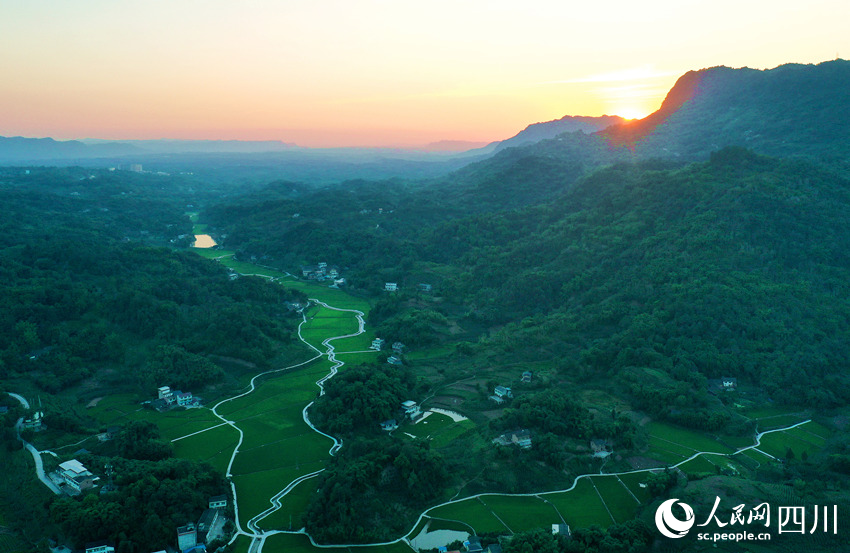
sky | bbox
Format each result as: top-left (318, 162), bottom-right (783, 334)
top-left (1, 0), bottom-right (847, 148)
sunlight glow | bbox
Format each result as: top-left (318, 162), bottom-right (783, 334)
top-left (614, 107), bottom-right (651, 120)
top-left (0, 0), bottom-right (846, 146)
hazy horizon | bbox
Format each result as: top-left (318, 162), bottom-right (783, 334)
top-left (2, 0), bottom-right (847, 148)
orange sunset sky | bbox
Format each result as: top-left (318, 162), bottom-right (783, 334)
top-left (1, 0), bottom-right (847, 148)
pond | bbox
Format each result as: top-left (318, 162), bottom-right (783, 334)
top-left (192, 234), bottom-right (217, 248)
top-left (409, 526), bottom-right (470, 550)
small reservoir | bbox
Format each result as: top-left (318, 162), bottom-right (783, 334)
top-left (192, 234), bottom-right (217, 248)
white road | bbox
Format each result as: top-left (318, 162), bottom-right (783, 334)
top-left (7, 393), bottom-right (62, 494)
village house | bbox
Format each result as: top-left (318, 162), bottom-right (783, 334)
top-left (97, 425), bottom-right (121, 442)
top-left (464, 537), bottom-right (484, 552)
top-left (590, 438), bottom-right (612, 457)
top-left (22, 410), bottom-right (44, 431)
top-left (552, 523), bottom-right (572, 538)
top-left (494, 386), bottom-right (513, 399)
top-left (381, 419), bottom-right (398, 431)
top-left (490, 385), bottom-right (513, 404)
top-left (197, 507), bottom-right (224, 545)
top-left (401, 400), bottom-right (421, 420)
top-left (510, 429), bottom-right (532, 449)
top-left (59, 459), bottom-right (99, 493)
top-left (371, 338), bottom-right (386, 350)
top-left (707, 376), bottom-right (739, 395)
top-left (84, 542), bottom-right (115, 553)
top-left (418, 283), bottom-right (432, 293)
top-left (392, 341), bottom-right (405, 354)
top-left (175, 391), bottom-right (194, 407)
top-left (385, 282), bottom-right (398, 292)
top-left (209, 495), bottom-right (227, 509)
top-left (521, 371), bottom-right (533, 383)
top-left (721, 376), bottom-right (738, 391)
top-left (493, 429), bottom-right (532, 449)
top-left (177, 523), bottom-right (197, 552)
top-left (387, 355), bottom-right (403, 366)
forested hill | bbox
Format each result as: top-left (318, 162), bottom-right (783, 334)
top-left (206, 148), bottom-right (850, 413)
top-left (425, 148), bottom-right (850, 407)
top-left (601, 59), bottom-right (850, 169)
top-left (0, 167), bottom-right (307, 393)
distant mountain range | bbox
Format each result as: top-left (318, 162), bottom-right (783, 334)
top-left (495, 114), bottom-right (625, 151)
top-left (2, 59), bottom-right (847, 176)
top-left (0, 136), bottom-right (297, 163)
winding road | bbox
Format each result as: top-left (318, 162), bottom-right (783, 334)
top-left (6, 393), bottom-right (62, 495)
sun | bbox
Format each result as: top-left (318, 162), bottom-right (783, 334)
top-left (615, 107), bottom-right (650, 120)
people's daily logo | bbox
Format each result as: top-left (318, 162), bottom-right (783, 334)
top-left (654, 496), bottom-right (837, 543)
top-left (655, 498), bottom-right (695, 538)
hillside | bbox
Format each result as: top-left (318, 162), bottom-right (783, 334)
top-left (427, 148), bottom-right (850, 406)
top-left (601, 59), bottom-right (850, 169)
top-left (495, 114), bottom-right (625, 151)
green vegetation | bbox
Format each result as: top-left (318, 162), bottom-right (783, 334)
top-left (312, 363), bottom-right (417, 435)
top-left (303, 437), bottom-right (449, 543)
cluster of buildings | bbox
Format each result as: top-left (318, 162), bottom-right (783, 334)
top-left (370, 339), bottom-right (405, 353)
top-left (152, 386), bottom-right (199, 411)
top-left (80, 497), bottom-right (228, 553)
top-left (301, 262), bottom-right (345, 286)
top-left (384, 282), bottom-right (435, 293)
top-left (371, 339), bottom-right (406, 366)
top-left (176, 495), bottom-right (230, 552)
top-left (489, 385), bottom-right (513, 405)
top-left (380, 399), bottom-right (422, 432)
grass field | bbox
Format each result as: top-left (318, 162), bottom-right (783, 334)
top-left (677, 455), bottom-right (719, 475)
top-left (330, 331), bottom-right (378, 352)
top-left (478, 495), bottom-right (563, 532)
top-left (171, 423), bottom-right (239, 473)
top-left (234, 460), bottom-right (327, 527)
top-left (193, 248), bottom-right (237, 260)
top-left (616, 472), bottom-right (653, 503)
top-left (300, 307), bottom-right (361, 349)
top-left (590, 475), bottom-right (642, 523)
top-left (257, 476), bottom-right (320, 530)
top-left (647, 422), bottom-right (735, 455)
top-left (758, 429), bottom-right (822, 460)
top-left (543, 477), bottom-right (615, 529)
top-left (401, 413), bottom-right (476, 449)
top-left (428, 498), bottom-right (509, 534)
top-left (230, 535), bottom-right (253, 553)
